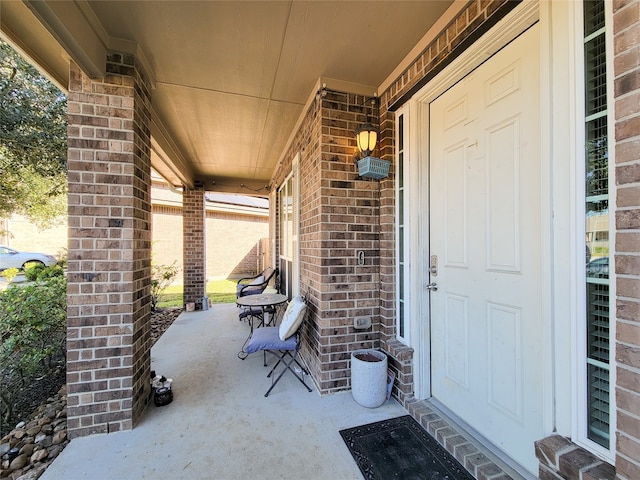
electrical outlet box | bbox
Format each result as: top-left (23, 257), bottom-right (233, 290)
top-left (354, 315), bottom-right (371, 329)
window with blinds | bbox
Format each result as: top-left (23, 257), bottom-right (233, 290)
top-left (396, 112), bottom-right (408, 343)
top-left (583, 0), bottom-right (611, 450)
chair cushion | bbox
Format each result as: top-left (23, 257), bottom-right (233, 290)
top-left (246, 327), bottom-right (296, 354)
top-left (278, 296), bottom-right (307, 341)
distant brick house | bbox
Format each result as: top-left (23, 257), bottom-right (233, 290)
top-left (149, 175), bottom-right (269, 280)
top-left (1, 175), bottom-right (269, 281)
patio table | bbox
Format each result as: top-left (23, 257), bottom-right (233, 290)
top-left (236, 293), bottom-right (288, 359)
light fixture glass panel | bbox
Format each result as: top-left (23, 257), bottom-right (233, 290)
top-left (356, 125), bottom-right (378, 155)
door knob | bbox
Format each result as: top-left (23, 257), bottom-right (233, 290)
top-left (426, 282), bottom-right (438, 292)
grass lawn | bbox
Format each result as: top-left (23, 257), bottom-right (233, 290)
top-left (157, 278), bottom-right (237, 308)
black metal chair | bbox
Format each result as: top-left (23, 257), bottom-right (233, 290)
top-left (244, 295), bottom-right (312, 397)
top-left (236, 267), bottom-right (280, 329)
top-left (236, 267), bottom-right (279, 298)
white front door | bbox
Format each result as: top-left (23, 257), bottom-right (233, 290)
top-left (429, 25), bottom-right (543, 474)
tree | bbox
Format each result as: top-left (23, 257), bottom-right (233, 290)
top-left (0, 40), bottom-right (67, 228)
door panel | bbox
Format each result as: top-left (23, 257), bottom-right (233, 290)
top-left (428, 25), bottom-right (542, 474)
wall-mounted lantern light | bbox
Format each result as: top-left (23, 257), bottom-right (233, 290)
top-left (355, 96), bottom-right (390, 179)
top-left (355, 123), bottom-right (378, 158)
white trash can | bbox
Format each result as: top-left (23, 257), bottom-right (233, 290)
top-left (351, 349), bottom-right (388, 408)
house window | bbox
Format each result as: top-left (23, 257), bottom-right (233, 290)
top-left (396, 110), bottom-right (408, 343)
top-left (583, 0), bottom-right (611, 451)
top-left (278, 157), bottom-right (299, 299)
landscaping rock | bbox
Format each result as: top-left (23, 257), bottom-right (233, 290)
top-left (47, 445), bottom-right (63, 459)
top-left (15, 463), bottom-right (47, 480)
top-left (0, 386), bottom-right (67, 479)
top-left (35, 437), bottom-right (51, 449)
top-left (17, 446), bottom-right (32, 458)
top-left (29, 450), bottom-right (47, 463)
top-left (8, 455), bottom-right (27, 471)
top-left (0, 307), bottom-right (181, 478)
top-left (51, 432), bottom-right (65, 446)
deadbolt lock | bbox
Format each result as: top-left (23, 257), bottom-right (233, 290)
top-left (430, 255), bottom-right (438, 276)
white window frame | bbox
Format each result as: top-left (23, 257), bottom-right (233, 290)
top-left (572, 0), bottom-right (616, 462)
top-left (396, 106), bottom-right (410, 345)
top-left (278, 154), bottom-right (300, 299)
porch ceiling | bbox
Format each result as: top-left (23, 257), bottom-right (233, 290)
top-left (1, 0), bottom-right (453, 194)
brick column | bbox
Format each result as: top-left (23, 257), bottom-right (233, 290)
top-left (613, 1), bottom-right (640, 478)
top-left (66, 53), bottom-right (152, 438)
top-left (183, 187), bottom-right (206, 307)
top-left (315, 90), bottom-right (380, 394)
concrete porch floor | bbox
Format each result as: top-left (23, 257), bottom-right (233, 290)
top-left (41, 303), bottom-right (408, 479)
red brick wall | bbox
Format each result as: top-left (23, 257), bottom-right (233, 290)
top-left (613, 0), bottom-right (640, 478)
top-left (205, 211), bottom-right (268, 278)
top-left (182, 187), bottom-right (206, 306)
top-left (66, 52), bottom-right (152, 438)
top-left (273, 90), bottom-right (381, 394)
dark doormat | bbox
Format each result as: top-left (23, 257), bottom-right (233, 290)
top-left (339, 415), bottom-right (475, 480)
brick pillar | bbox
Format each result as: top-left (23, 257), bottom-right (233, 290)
top-left (613, 1), bottom-right (640, 478)
top-left (66, 53), bottom-right (152, 438)
top-left (183, 187), bottom-right (206, 307)
top-left (316, 91), bottom-right (380, 394)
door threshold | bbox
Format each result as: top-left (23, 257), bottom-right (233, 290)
top-left (417, 397), bottom-right (537, 480)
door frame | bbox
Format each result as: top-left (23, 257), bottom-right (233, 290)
top-left (408, 2), bottom-right (555, 431)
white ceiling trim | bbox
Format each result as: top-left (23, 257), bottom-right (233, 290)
top-left (24, 0), bottom-right (106, 78)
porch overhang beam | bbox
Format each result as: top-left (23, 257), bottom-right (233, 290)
top-left (23, 0), bottom-right (107, 79)
top-left (151, 112), bottom-right (196, 189)
top-left (204, 176), bottom-right (272, 197)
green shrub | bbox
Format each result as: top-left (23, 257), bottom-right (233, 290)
top-left (23, 262), bottom-right (45, 281)
top-left (37, 265), bottom-right (64, 280)
top-left (0, 276), bottom-right (66, 372)
top-left (1, 268), bottom-right (19, 282)
top-left (23, 263), bottom-right (63, 282)
top-left (0, 276), bottom-right (66, 431)
top-left (151, 261), bottom-right (179, 311)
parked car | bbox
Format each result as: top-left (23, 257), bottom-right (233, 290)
top-left (586, 256), bottom-right (609, 278)
top-left (0, 246), bottom-right (57, 271)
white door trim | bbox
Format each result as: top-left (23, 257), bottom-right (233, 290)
top-left (408, 0), bottom-right (540, 401)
